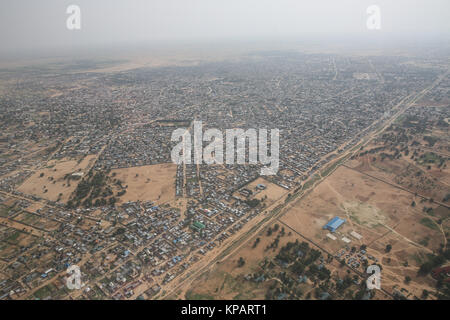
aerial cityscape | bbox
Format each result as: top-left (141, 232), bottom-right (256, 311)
top-left (0, 0), bottom-right (449, 304)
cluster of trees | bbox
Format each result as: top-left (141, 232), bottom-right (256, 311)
top-left (307, 263), bottom-right (331, 281)
top-left (266, 236), bottom-right (280, 251)
top-left (117, 190), bottom-right (127, 197)
top-left (244, 198), bottom-right (260, 208)
top-left (436, 282), bottom-right (450, 300)
top-left (266, 224), bottom-right (279, 237)
top-left (437, 118), bottom-right (449, 128)
top-left (336, 275), bottom-right (357, 294)
top-left (264, 225), bottom-right (287, 251)
top-left (276, 240), bottom-right (311, 264)
top-left (381, 130), bottom-right (409, 145)
top-left (379, 152), bottom-right (396, 161)
top-left (265, 283), bottom-right (285, 300)
top-left (275, 240), bottom-right (326, 282)
top-left (418, 248), bottom-right (450, 276)
top-left (73, 171), bottom-right (106, 199)
top-left (264, 275), bottom-right (303, 300)
top-left (423, 135), bottom-right (438, 147)
top-left (67, 171), bottom-right (118, 208)
top-left (357, 146), bottom-right (386, 158)
top-left (401, 115), bottom-right (428, 133)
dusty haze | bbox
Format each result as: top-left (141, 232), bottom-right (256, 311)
top-left (0, 0), bottom-right (449, 59)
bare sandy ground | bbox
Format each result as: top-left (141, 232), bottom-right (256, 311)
top-left (233, 177), bottom-right (286, 208)
top-left (17, 155), bottom-right (97, 203)
top-left (110, 163), bottom-right (177, 205)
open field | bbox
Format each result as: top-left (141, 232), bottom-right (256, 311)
top-left (279, 164), bottom-right (448, 299)
top-left (109, 163), bottom-right (177, 205)
top-left (17, 155), bottom-right (97, 203)
top-left (233, 177), bottom-right (286, 207)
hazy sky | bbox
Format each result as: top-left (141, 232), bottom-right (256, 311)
top-left (0, 0), bottom-right (449, 55)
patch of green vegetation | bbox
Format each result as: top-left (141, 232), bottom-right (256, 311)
top-left (33, 284), bottom-right (54, 300)
top-left (90, 285), bottom-right (106, 300)
top-left (233, 291), bottom-right (256, 300)
top-left (271, 204), bottom-right (284, 215)
top-left (5, 231), bottom-right (21, 244)
top-left (420, 217), bottom-right (438, 230)
top-left (20, 212), bottom-right (40, 224)
top-left (351, 142), bottom-right (364, 152)
top-left (349, 213), bottom-right (362, 225)
top-left (418, 237), bottom-right (430, 247)
top-left (321, 156), bottom-right (348, 177)
top-left (245, 198), bottom-right (260, 208)
top-left (423, 136), bottom-right (439, 147)
top-left (0, 205), bottom-right (12, 217)
top-left (411, 252), bottom-right (426, 265)
top-left (185, 290), bottom-right (215, 300)
top-left (394, 115), bottom-right (406, 125)
top-left (302, 174), bottom-right (320, 190)
top-left (417, 152), bottom-right (442, 165)
top-left (55, 287), bottom-right (69, 299)
top-left (418, 249), bottom-right (450, 276)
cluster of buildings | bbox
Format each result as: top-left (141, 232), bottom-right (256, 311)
top-left (0, 51), bottom-right (445, 299)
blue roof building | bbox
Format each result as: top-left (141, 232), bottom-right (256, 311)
top-left (323, 216), bottom-right (345, 232)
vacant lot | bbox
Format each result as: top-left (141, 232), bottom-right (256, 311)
top-left (110, 163), bottom-right (177, 204)
top-left (233, 177), bottom-right (286, 207)
top-left (17, 155), bottom-right (96, 203)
